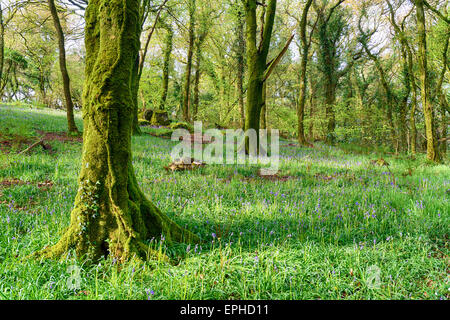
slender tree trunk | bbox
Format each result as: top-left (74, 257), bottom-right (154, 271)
top-left (133, 0), bottom-right (168, 134)
top-left (399, 48), bottom-right (410, 153)
top-left (406, 42), bottom-right (418, 155)
top-left (437, 29), bottom-right (449, 156)
top-left (236, 10), bottom-right (245, 129)
top-left (416, 0), bottom-right (440, 162)
top-left (361, 41), bottom-right (397, 150)
top-left (260, 81), bottom-right (267, 129)
top-left (34, 0), bottom-right (197, 262)
top-left (0, 4), bottom-right (4, 100)
top-left (387, 0), bottom-right (417, 155)
top-left (182, 0), bottom-right (196, 122)
top-left (48, 0), bottom-right (79, 134)
top-left (297, 0), bottom-right (313, 146)
top-left (131, 54), bottom-right (142, 135)
top-left (244, 0), bottom-right (277, 151)
top-left (317, 11), bottom-right (337, 145)
top-left (159, 23), bottom-right (173, 110)
top-left (193, 49), bottom-right (201, 121)
top-left (308, 75), bottom-right (316, 140)
top-left (192, 24), bottom-right (208, 121)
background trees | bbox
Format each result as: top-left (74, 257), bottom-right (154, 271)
top-left (0, 0), bottom-right (448, 160)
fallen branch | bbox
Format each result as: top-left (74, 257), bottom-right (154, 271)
top-left (18, 139), bottom-right (49, 155)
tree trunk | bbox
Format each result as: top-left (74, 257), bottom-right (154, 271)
top-left (244, 0), bottom-right (276, 151)
top-left (159, 23), bottom-right (173, 110)
top-left (361, 40), bottom-right (397, 150)
top-left (387, 0), bottom-right (417, 155)
top-left (416, 0), bottom-right (440, 162)
top-left (399, 48), bottom-right (409, 153)
top-left (260, 81), bottom-right (267, 129)
top-left (182, 0), bottom-right (196, 123)
top-left (34, 0), bottom-right (197, 262)
top-left (236, 10), bottom-right (245, 129)
top-left (297, 0), bottom-right (313, 146)
top-left (193, 49), bottom-right (201, 121)
top-left (48, 0), bottom-right (79, 134)
top-left (437, 29), bottom-right (449, 157)
top-left (131, 54), bottom-right (142, 135)
top-left (0, 4), bottom-right (4, 100)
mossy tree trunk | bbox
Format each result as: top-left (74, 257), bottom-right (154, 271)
top-left (297, 0), bottom-right (313, 146)
top-left (415, 0), bottom-right (440, 162)
top-left (387, 0), bottom-right (417, 154)
top-left (192, 48), bottom-right (201, 121)
top-left (0, 4), bottom-right (4, 100)
top-left (182, 0), bottom-right (196, 123)
top-left (192, 14), bottom-right (208, 121)
top-left (48, 0), bottom-right (79, 134)
top-left (437, 27), bottom-right (448, 157)
top-left (260, 81), bottom-right (267, 129)
top-left (158, 20), bottom-right (173, 110)
top-left (35, 0), bottom-right (197, 263)
top-left (236, 9), bottom-right (246, 129)
top-left (131, 54), bottom-right (142, 135)
top-left (244, 0), bottom-right (277, 150)
top-left (314, 0), bottom-right (348, 145)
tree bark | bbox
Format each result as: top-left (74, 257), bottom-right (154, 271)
top-left (437, 27), bottom-right (449, 156)
top-left (193, 48), bottom-right (201, 120)
top-left (297, 0), bottom-right (313, 146)
top-left (133, 0), bottom-right (168, 135)
top-left (244, 0), bottom-right (277, 151)
top-left (34, 0), bottom-right (197, 262)
top-left (48, 0), bottom-right (79, 134)
top-left (416, 0), bottom-right (440, 162)
top-left (182, 0), bottom-right (196, 122)
top-left (387, 0), bottom-right (416, 154)
top-left (260, 81), bottom-right (267, 129)
top-left (236, 9), bottom-right (245, 129)
top-left (159, 22), bottom-right (173, 110)
top-left (360, 36), bottom-right (397, 150)
top-left (0, 3), bottom-right (4, 100)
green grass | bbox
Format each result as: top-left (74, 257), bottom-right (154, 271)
top-left (0, 104), bottom-right (448, 300)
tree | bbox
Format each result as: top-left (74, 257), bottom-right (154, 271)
top-left (133, 0), bottom-right (169, 134)
top-left (192, 1), bottom-right (213, 120)
top-left (0, 1), bottom-right (22, 100)
top-left (158, 16), bottom-right (173, 110)
top-left (34, 0), bottom-right (197, 262)
top-left (47, 0), bottom-right (79, 134)
top-left (313, 0), bottom-right (350, 144)
top-left (243, 0), bottom-right (278, 150)
top-left (358, 6), bottom-right (398, 151)
top-left (182, 0), bottom-right (196, 122)
top-left (234, 3), bottom-right (246, 128)
top-left (415, 0), bottom-right (440, 162)
top-left (294, 0), bottom-right (314, 146)
top-left (387, 0), bottom-right (418, 154)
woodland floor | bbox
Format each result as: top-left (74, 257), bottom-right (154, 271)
top-left (0, 104), bottom-right (448, 300)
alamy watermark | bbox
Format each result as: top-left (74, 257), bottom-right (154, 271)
top-left (366, 265), bottom-right (382, 289)
top-left (67, 265), bottom-right (81, 290)
top-left (170, 122), bottom-right (280, 175)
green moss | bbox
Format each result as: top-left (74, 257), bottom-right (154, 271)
top-left (139, 119), bottom-right (151, 126)
top-left (32, 0), bottom-right (198, 264)
top-left (169, 122), bottom-right (193, 132)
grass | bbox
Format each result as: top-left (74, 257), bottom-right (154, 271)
top-left (0, 104), bottom-right (448, 300)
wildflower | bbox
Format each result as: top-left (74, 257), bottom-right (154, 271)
top-left (145, 289), bottom-right (155, 300)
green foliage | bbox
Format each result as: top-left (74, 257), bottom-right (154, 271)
top-left (0, 105), bottom-right (448, 299)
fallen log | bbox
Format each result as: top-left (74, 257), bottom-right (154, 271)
top-left (18, 139), bottom-right (51, 155)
